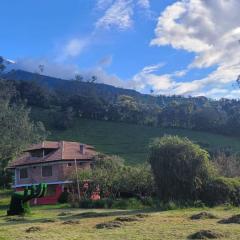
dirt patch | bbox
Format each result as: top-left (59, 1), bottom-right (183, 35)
top-left (218, 214), bottom-right (240, 224)
top-left (25, 226), bottom-right (42, 233)
top-left (188, 230), bottom-right (224, 239)
top-left (96, 221), bottom-right (124, 229)
top-left (62, 220), bottom-right (80, 225)
top-left (115, 216), bottom-right (141, 222)
top-left (135, 213), bottom-right (150, 218)
top-left (190, 212), bottom-right (218, 220)
top-left (41, 218), bottom-right (56, 223)
top-left (58, 212), bottom-right (71, 216)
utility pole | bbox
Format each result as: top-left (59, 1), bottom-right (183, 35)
top-left (74, 158), bottom-right (81, 203)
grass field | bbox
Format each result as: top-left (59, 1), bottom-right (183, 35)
top-left (1, 189), bottom-right (240, 239)
top-left (1, 203), bottom-right (240, 240)
top-left (49, 118), bottom-right (240, 164)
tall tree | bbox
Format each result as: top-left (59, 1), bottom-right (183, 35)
top-left (0, 80), bottom-right (47, 187)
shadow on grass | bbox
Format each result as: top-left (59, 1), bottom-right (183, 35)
top-left (0, 208), bottom-right (158, 226)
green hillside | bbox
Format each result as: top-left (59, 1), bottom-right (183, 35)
top-left (49, 118), bottom-right (240, 164)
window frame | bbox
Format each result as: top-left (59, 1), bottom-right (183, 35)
top-left (19, 168), bottom-right (28, 179)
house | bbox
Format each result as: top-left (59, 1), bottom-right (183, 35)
top-left (7, 140), bottom-right (97, 205)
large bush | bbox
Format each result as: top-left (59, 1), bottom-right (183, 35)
top-left (149, 135), bottom-right (216, 202)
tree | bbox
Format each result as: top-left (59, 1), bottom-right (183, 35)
top-left (0, 80), bottom-right (47, 187)
top-left (0, 56), bottom-right (5, 73)
top-left (91, 155), bottom-right (124, 198)
top-left (149, 135), bottom-right (216, 202)
top-left (72, 155), bottom-right (154, 201)
top-left (212, 151), bottom-right (240, 178)
top-left (119, 163), bottom-right (155, 197)
top-left (75, 74), bottom-right (83, 82)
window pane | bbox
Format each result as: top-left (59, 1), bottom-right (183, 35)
top-left (20, 168), bottom-right (28, 179)
top-left (42, 166), bottom-right (52, 177)
top-left (30, 150), bottom-right (43, 157)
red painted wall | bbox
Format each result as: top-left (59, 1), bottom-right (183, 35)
top-left (16, 184), bottom-right (63, 205)
top-left (35, 184), bottom-right (62, 205)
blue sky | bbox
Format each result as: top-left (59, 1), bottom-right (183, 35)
top-left (1, 0), bottom-right (240, 99)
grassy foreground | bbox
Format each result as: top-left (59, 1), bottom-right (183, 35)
top-left (49, 118), bottom-right (240, 164)
top-left (1, 190), bottom-right (240, 239)
top-left (0, 205), bottom-right (240, 240)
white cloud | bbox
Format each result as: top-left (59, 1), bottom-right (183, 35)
top-left (141, 63), bottom-right (165, 74)
top-left (132, 63), bottom-right (174, 92)
top-left (83, 66), bottom-right (126, 87)
top-left (96, 0), bottom-right (114, 9)
top-left (58, 38), bottom-right (89, 61)
top-left (148, 0), bottom-right (240, 99)
top-left (96, 0), bottom-right (134, 30)
top-left (96, 0), bottom-right (151, 30)
top-left (137, 0), bottom-right (150, 9)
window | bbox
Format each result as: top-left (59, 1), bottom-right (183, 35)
top-left (30, 149), bottom-right (43, 158)
top-left (42, 165), bottom-right (53, 177)
top-left (19, 168), bottom-right (28, 179)
top-left (67, 163), bottom-right (72, 167)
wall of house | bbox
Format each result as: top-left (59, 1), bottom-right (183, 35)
top-left (15, 161), bottom-right (92, 186)
top-left (15, 163), bottom-right (65, 185)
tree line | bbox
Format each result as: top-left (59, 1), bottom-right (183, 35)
top-left (1, 74), bottom-right (240, 137)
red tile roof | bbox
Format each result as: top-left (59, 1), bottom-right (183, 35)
top-left (8, 141), bottom-right (97, 168)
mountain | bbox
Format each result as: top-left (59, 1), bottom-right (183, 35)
top-left (4, 69), bottom-right (146, 101)
top-left (3, 69), bottom-right (209, 107)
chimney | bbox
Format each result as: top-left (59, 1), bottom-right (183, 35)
top-left (80, 144), bottom-right (85, 154)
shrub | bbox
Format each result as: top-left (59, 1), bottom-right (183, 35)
top-left (79, 199), bottom-right (94, 208)
top-left (58, 191), bottom-right (69, 204)
top-left (201, 176), bottom-right (240, 206)
top-left (79, 199), bottom-right (113, 209)
top-left (149, 135), bottom-right (216, 202)
top-left (141, 196), bottom-right (156, 207)
top-left (111, 198), bottom-right (144, 209)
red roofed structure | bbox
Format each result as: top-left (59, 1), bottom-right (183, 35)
top-left (8, 141), bottom-right (97, 205)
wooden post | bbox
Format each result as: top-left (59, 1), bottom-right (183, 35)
top-left (74, 158), bottom-right (81, 203)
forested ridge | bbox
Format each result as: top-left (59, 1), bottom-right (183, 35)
top-left (2, 69), bottom-right (240, 137)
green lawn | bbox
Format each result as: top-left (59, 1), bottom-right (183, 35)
top-left (49, 118), bottom-right (240, 164)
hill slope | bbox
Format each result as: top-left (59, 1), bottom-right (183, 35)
top-left (49, 118), bottom-right (240, 164)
